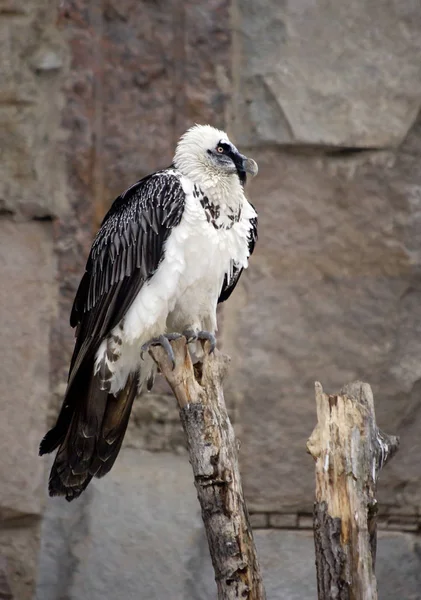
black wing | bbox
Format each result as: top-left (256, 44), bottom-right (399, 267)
top-left (218, 210), bottom-right (258, 304)
top-left (69, 169), bottom-right (186, 378)
top-left (40, 169), bottom-right (186, 460)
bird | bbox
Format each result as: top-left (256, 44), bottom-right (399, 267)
top-left (40, 124), bottom-right (258, 501)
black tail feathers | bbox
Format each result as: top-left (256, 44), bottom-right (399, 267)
top-left (41, 368), bottom-right (139, 502)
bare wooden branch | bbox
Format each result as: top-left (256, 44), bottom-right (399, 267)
top-left (307, 381), bottom-right (399, 600)
top-left (149, 338), bottom-right (266, 600)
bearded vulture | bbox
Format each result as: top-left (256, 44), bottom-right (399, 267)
top-left (40, 124), bottom-right (258, 501)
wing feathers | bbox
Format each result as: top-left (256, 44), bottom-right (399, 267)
top-left (70, 170), bottom-right (185, 345)
top-left (43, 169), bottom-right (186, 500)
top-left (73, 171), bottom-right (185, 326)
top-left (218, 210), bottom-right (258, 304)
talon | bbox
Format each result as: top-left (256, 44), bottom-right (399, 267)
top-left (182, 329), bottom-right (197, 343)
top-left (197, 330), bottom-right (216, 353)
top-left (165, 332), bottom-right (183, 342)
top-left (141, 333), bottom-right (182, 369)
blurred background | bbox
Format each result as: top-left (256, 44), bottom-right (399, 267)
top-left (1, 0), bottom-right (421, 598)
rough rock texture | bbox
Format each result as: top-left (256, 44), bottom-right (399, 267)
top-left (188, 529), bottom-right (318, 600)
top-left (224, 0), bottom-right (421, 517)
top-left (0, 555), bottom-right (13, 600)
top-left (0, 220), bottom-right (56, 600)
top-left (36, 449), bottom-right (215, 600)
top-left (36, 450), bottom-right (421, 600)
top-left (0, 221), bottom-right (55, 518)
top-left (125, 392), bottom-right (187, 453)
top-left (0, 525), bottom-right (41, 600)
top-left (376, 532), bottom-right (421, 599)
top-left (0, 3), bottom-right (64, 598)
top-left (193, 529), bottom-right (421, 600)
top-left (97, 0), bottom-right (231, 210)
top-left (223, 112), bottom-right (421, 513)
top-left (0, 0), bottom-right (68, 218)
top-left (233, 0), bottom-right (421, 148)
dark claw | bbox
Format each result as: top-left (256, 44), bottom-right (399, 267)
top-left (141, 333), bottom-right (183, 369)
top-left (197, 330), bottom-right (216, 353)
top-left (165, 332), bottom-right (183, 342)
top-left (182, 329), bottom-right (197, 343)
top-left (182, 329), bottom-right (216, 353)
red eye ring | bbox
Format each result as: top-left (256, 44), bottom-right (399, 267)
top-left (216, 146), bottom-right (224, 153)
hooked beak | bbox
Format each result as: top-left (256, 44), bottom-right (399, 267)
top-left (242, 156), bottom-right (258, 177)
top-left (229, 148), bottom-right (259, 184)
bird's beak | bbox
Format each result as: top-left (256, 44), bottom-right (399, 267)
top-left (242, 156), bottom-right (258, 178)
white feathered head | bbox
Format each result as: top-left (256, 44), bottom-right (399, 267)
top-left (173, 124), bottom-right (258, 186)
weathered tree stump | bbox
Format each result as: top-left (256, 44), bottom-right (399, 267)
top-left (307, 381), bottom-right (399, 600)
top-left (149, 338), bottom-right (266, 600)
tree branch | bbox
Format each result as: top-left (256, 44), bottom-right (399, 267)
top-left (307, 381), bottom-right (399, 600)
top-left (149, 338), bottom-right (266, 600)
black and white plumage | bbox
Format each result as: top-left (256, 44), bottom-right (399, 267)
top-left (40, 124), bottom-right (258, 501)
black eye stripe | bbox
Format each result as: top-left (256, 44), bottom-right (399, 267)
top-left (214, 141), bottom-right (247, 185)
top-left (218, 142), bottom-right (231, 154)
top-left (219, 143), bottom-right (241, 165)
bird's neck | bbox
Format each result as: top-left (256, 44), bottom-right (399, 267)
top-left (173, 157), bottom-right (245, 211)
top-left (204, 176), bottom-right (244, 207)
top-left (193, 176), bottom-right (245, 230)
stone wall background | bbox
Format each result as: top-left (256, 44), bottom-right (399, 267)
top-left (1, 0), bottom-right (421, 598)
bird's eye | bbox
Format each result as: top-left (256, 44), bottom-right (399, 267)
top-left (216, 146), bottom-right (224, 153)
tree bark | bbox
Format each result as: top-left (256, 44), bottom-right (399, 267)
top-left (149, 338), bottom-right (266, 600)
top-left (307, 381), bottom-right (399, 600)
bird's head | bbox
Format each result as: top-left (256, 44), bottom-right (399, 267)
top-left (173, 124), bottom-right (258, 187)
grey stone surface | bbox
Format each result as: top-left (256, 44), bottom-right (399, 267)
top-left (187, 530), bottom-right (318, 600)
top-left (186, 529), bottom-right (421, 600)
top-left (125, 391), bottom-right (187, 454)
top-left (0, 223), bottom-right (53, 595)
top-left (36, 449), bottom-right (216, 600)
top-left (0, 1), bottom-right (68, 218)
top-left (0, 555), bottom-right (13, 600)
top-left (0, 4), bottom-right (65, 599)
top-left (37, 454), bottom-right (421, 600)
top-left (377, 532), bottom-right (421, 600)
top-left (0, 524), bottom-right (41, 600)
top-left (0, 220), bottom-right (56, 519)
top-left (233, 0), bottom-right (421, 148)
top-left (222, 114), bottom-right (421, 513)
top-left (255, 531), bottom-right (316, 600)
top-left (38, 449), bottom-right (317, 600)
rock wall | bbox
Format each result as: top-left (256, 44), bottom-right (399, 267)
top-left (0, 1), bottom-right (67, 598)
top-left (1, 0), bottom-right (421, 598)
top-left (229, 0), bottom-right (421, 520)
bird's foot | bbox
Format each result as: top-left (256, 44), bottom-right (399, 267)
top-left (183, 329), bottom-right (216, 353)
top-left (141, 333), bottom-right (183, 369)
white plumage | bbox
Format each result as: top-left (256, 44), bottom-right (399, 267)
top-left (96, 168), bottom-right (256, 394)
top-left (41, 124), bottom-right (258, 500)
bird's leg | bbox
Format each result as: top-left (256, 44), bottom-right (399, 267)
top-left (182, 329), bottom-right (216, 354)
top-left (141, 333), bottom-right (183, 369)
